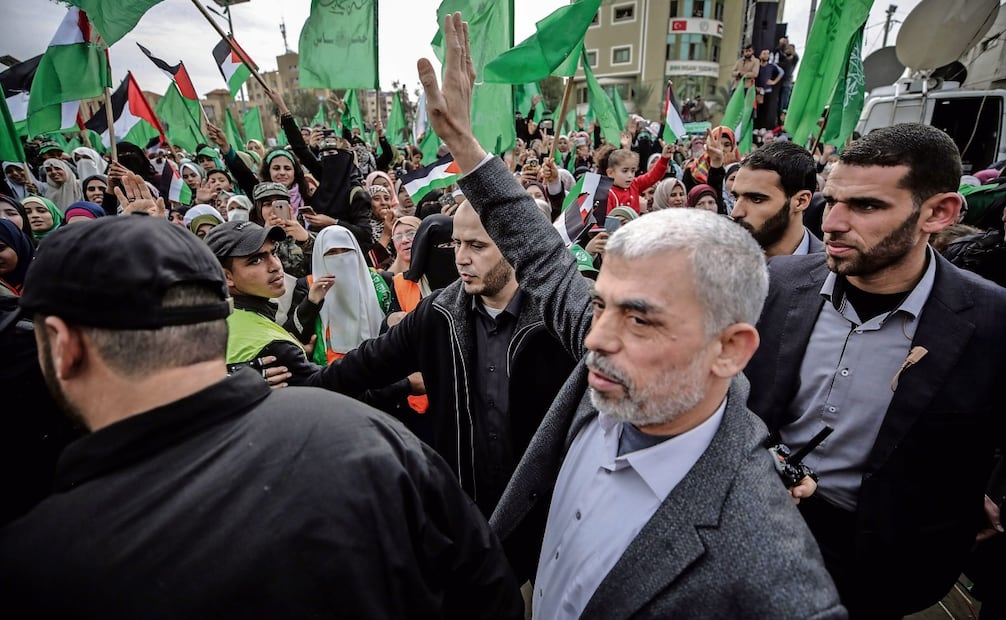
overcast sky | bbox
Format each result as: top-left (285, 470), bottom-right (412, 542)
top-left (7, 0), bottom-right (926, 99)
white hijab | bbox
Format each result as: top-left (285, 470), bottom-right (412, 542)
top-left (311, 225), bottom-right (384, 355)
top-left (71, 147), bottom-right (107, 179)
top-left (43, 158), bottom-right (83, 212)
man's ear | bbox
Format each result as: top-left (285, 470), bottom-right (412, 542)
top-left (791, 189), bottom-right (813, 214)
top-left (40, 316), bottom-right (85, 380)
top-left (921, 191), bottom-right (963, 234)
top-left (711, 323), bottom-right (760, 379)
top-left (223, 267), bottom-right (236, 289)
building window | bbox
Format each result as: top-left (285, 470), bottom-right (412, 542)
top-left (670, 0), bottom-right (680, 17)
top-left (586, 49), bottom-right (598, 67)
top-left (612, 3), bottom-right (636, 23)
top-left (712, 43), bottom-right (720, 63)
top-left (714, 0), bottom-right (724, 21)
top-left (612, 46), bottom-right (631, 64)
top-left (693, 0), bottom-right (705, 17)
top-left (577, 87), bottom-right (588, 105)
top-left (590, 10), bottom-right (600, 26)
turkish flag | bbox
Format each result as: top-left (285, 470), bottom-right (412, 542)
top-left (671, 20), bottom-right (687, 31)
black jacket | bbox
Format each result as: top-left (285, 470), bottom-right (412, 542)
top-left (312, 280), bottom-right (578, 516)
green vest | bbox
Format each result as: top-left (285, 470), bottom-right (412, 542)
top-left (226, 308), bottom-right (304, 364)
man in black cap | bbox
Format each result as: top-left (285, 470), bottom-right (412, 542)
top-left (0, 215), bottom-right (522, 618)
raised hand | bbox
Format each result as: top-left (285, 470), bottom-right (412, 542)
top-left (417, 12), bottom-right (485, 173)
top-left (207, 122), bottom-right (230, 153)
top-left (115, 171), bottom-right (164, 217)
top-left (703, 128), bottom-right (724, 169)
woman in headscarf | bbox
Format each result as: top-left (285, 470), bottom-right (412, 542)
top-left (0, 195), bottom-right (33, 244)
top-left (3, 162), bottom-right (45, 200)
top-left (0, 218), bottom-right (34, 297)
top-left (183, 204), bottom-right (224, 239)
top-left (81, 174), bottom-right (108, 206)
top-left (365, 171), bottom-right (400, 211)
top-left (180, 162), bottom-right (204, 194)
top-left (22, 196), bottom-right (63, 244)
top-left (63, 201), bottom-right (106, 224)
top-left (366, 184), bottom-right (396, 269)
top-left (723, 162), bottom-right (741, 214)
top-left (385, 216), bottom-right (421, 276)
top-left (651, 177), bottom-right (688, 210)
top-left (687, 184), bottom-right (721, 212)
top-left (43, 159), bottom-right (83, 211)
top-left (71, 147), bottom-right (107, 180)
top-left (402, 214), bottom-right (457, 299)
top-left (683, 126), bottom-right (738, 188)
top-left (307, 226), bottom-right (387, 363)
top-left (225, 194), bottom-right (253, 222)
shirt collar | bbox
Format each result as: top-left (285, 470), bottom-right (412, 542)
top-left (471, 287), bottom-right (525, 320)
top-left (598, 397), bottom-right (726, 500)
top-left (792, 229), bottom-right (811, 255)
top-left (820, 246), bottom-right (937, 321)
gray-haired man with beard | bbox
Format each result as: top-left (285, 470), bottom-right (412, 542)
top-left (419, 12), bottom-right (844, 619)
top-left (730, 140), bottom-right (823, 256)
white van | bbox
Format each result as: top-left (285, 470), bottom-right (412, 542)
top-left (856, 79), bottom-right (1006, 174)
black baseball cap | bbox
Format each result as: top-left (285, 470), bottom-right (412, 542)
top-left (204, 220), bottom-right (285, 259)
top-left (18, 215), bottom-right (230, 329)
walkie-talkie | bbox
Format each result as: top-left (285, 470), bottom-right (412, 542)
top-left (769, 426), bottom-right (834, 488)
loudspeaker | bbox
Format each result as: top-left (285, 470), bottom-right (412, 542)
top-left (751, 1), bottom-right (780, 54)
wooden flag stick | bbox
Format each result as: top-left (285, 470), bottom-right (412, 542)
top-left (548, 76), bottom-right (576, 164)
top-left (189, 0), bottom-right (268, 91)
top-left (808, 105), bottom-right (831, 156)
top-left (104, 87), bottom-right (118, 161)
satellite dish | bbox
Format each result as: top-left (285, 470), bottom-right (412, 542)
top-left (930, 61), bottom-right (968, 84)
top-left (863, 47), bottom-right (906, 91)
top-left (896, 0), bottom-right (999, 71)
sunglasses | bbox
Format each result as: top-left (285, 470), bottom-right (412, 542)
top-left (392, 230), bottom-right (417, 243)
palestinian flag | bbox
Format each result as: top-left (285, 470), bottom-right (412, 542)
top-left (137, 43), bottom-right (197, 100)
top-left (400, 154), bottom-right (462, 202)
top-left (1, 55), bottom-right (42, 135)
top-left (27, 7), bottom-right (111, 136)
top-left (554, 172), bottom-right (611, 246)
top-left (661, 81), bottom-right (688, 145)
top-left (213, 37), bottom-right (256, 98)
top-left (85, 72), bottom-right (164, 147)
top-left (166, 160), bottom-right (192, 205)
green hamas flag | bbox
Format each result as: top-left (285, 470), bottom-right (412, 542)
top-left (225, 108), bottom-right (244, 150)
top-left (514, 82), bottom-right (546, 118)
top-left (483, 0), bottom-right (601, 83)
top-left (784, 0), bottom-right (874, 146)
top-left (0, 94), bottom-right (26, 164)
top-left (311, 102), bottom-right (326, 127)
top-left (582, 51), bottom-right (620, 146)
top-left (612, 87), bottom-right (629, 131)
top-left (243, 107), bottom-right (264, 144)
top-left (820, 27), bottom-right (866, 147)
top-left (433, 0), bottom-right (515, 154)
top-left (386, 91), bottom-right (408, 144)
top-left (64, 0), bottom-right (164, 45)
top-left (737, 85), bottom-right (757, 155)
top-left (298, 0), bottom-right (378, 89)
top-left (156, 82), bottom-right (204, 153)
top-left (418, 127), bottom-right (440, 163)
top-left (341, 89), bottom-right (363, 132)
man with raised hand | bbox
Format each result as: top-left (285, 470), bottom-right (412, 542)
top-left (418, 13), bottom-right (844, 619)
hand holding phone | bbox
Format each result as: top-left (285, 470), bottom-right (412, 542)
top-left (270, 199), bottom-right (293, 222)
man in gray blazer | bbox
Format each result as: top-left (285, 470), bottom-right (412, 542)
top-left (419, 13), bottom-right (845, 619)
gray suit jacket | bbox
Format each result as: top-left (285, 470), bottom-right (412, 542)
top-left (461, 157), bottom-right (845, 619)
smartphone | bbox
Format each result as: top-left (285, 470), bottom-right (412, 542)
top-left (604, 215), bottom-right (621, 233)
top-left (271, 199), bottom-right (292, 221)
top-left (299, 206), bottom-right (316, 216)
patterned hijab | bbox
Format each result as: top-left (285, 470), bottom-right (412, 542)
top-left (686, 126), bottom-right (739, 184)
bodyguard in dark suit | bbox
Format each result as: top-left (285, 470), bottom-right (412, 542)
top-left (419, 14), bottom-right (845, 619)
top-left (731, 140), bottom-right (824, 256)
top-left (746, 123), bottom-right (1006, 618)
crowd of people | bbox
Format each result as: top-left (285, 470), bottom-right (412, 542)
top-left (1, 12), bottom-right (1004, 619)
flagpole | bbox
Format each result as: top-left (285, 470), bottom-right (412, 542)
top-left (808, 105), bottom-right (831, 156)
top-left (549, 77), bottom-right (576, 164)
top-left (104, 87), bottom-right (118, 161)
top-left (189, 0), bottom-right (269, 91)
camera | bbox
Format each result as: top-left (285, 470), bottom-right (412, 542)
top-left (319, 137), bottom-right (340, 153)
